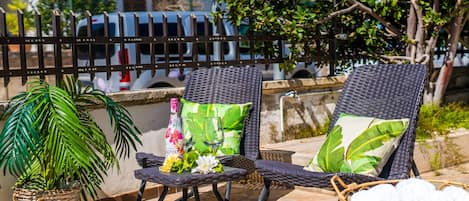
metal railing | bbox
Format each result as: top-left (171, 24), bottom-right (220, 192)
top-left (0, 9), bottom-right (335, 87)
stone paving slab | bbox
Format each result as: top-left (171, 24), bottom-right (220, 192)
top-left (138, 162), bottom-right (469, 201)
top-left (119, 137), bottom-right (469, 201)
top-left (145, 183), bottom-right (337, 201)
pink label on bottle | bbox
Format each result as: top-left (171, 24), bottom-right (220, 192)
top-left (165, 98), bottom-right (184, 156)
top-left (170, 98), bottom-right (179, 113)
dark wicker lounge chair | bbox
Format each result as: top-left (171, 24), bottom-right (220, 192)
top-left (135, 67), bottom-right (262, 201)
top-left (256, 64), bottom-right (427, 201)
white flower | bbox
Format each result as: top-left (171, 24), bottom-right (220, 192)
top-left (396, 178), bottom-right (435, 201)
top-left (350, 189), bottom-right (378, 201)
top-left (367, 184), bottom-right (398, 201)
top-left (442, 186), bottom-right (469, 201)
top-left (191, 155), bottom-right (219, 174)
top-left (350, 179), bottom-right (469, 201)
top-left (428, 190), bottom-right (451, 201)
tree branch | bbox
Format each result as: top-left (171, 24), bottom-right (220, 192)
top-left (380, 54), bottom-right (429, 64)
top-left (425, 24), bottom-right (443, 56)
top-left (380, 55), bottom-right (414, 64)
top-left (347, 0), bottom-right (401, 37)
top-left (446, 0), bottom-right (464, 61)
top-left (410, 0), bottom-right (426, 57)
top-left (314, 1), bottom-right (402, 38)
top-left (315, 3), bottom-right (360, 24)
top-left (406, 7), bottom-right (417, 60)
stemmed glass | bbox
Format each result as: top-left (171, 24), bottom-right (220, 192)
top-left (201, 116), bottom-right (224, 154)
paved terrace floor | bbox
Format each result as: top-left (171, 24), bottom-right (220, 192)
top-left (109, 134), bottom-right (469, 201)
top-left (126, 162), bottom-right (469, 201)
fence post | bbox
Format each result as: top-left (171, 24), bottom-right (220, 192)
top-left (17, 10), bottom-right (28, 85)
top-left (52, 10), bottom-right (63, 85)
top-left (273, 40), bottom-right (285, 80)
top-left (70, 11), bottom-right (78, 79)
top-left (86, 11), bottom-right (95, 82)
top-left (36, 11), bottom-right (45, 81)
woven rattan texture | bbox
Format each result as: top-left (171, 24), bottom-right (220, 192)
top-left (135, 166), bottom-right (248, 188)
top-left (255, 160), bottom-right (382, 188)
top-left (135, 67), bottom-right (262, 191)
top-left (183, 67), bottom-right (263, 161)
top-left (256, 64), bottom-right (427, 188)
top-left (136, 67), bottom-right (262, 168)
top-left (12, 188), bottom-right (81, 201)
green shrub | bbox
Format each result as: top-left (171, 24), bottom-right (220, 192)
top-left (417, 102), bottom-right (469, 141)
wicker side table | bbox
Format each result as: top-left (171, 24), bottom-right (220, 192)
top-left (134, 166), bottom-right (248, 201)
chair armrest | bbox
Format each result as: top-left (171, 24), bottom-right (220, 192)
top-left (228, 155), bottom-right (256, 174)
top-left (136, 152), bottom-right (236, 168)
top-left (136, 152), bottom-right (165, 168)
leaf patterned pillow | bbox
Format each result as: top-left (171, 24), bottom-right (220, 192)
top-left (180, 99), bottom-right (252, 156)
top-left (304, 113), bottom-right (409, 176)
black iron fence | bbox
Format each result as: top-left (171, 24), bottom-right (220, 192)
top-left (1, 9), bottom-right (467, 91)
top-left (0, 9), bottom-right (336, 88)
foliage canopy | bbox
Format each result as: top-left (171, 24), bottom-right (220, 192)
top-left (218, 0), bottom-right (468, 73)
top-left (35, 0), bottom-right (116, 34)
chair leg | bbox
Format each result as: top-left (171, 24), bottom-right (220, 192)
top-left (181, 188), bottom-right (189, 201)
top-left (258, 178), bottom-right (271, 201)
top-left (157, 186), bottom-right (169, 201)
top-left (136, 180), bottom-right (146, 201)
top-left (175, 190), bottom-right (194, 201)
top-left (212, 183), bottom-right (224, 201)
top-left (225, 181), bottom-right (232, 201)
top-left (193, 186), bottom-right (201, 201)
top-left (412, 159), bottom-right (421, 178)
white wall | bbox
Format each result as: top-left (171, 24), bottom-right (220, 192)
top-left (91, 102), bottom-right (169, 198)
top-left (0, 102), bottom-right (170, 200)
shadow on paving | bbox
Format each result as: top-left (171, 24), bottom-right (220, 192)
top-left (109, 183), bottom-right (294, 201)
top-left (162, 184), bottom-right (292, 201)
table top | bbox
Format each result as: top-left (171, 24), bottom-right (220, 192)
top-left (134, 166), bottom-right (248, 188)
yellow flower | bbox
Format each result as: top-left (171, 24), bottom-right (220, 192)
top-left (159, 154), bottom-right (181, 173)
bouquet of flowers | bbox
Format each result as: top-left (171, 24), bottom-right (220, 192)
top-left (159, 150), bottom-right (223, 174)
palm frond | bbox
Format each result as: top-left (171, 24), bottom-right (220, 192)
top-left (78, 111), bottom-right (118, 168)
top-left (63, 79), bottom-right (142, 158)
top-left (15, 161), bottom-right (46, 190)
top-left (1, 78), bottom-right (142, 200)
top-left (0, 91), bottom-right (40, 176)
top-left (103, 97), bottom-right (142, 158)
top-left (34, 85), bottom-right (104, 190)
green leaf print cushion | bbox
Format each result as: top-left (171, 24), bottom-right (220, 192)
top-left (304, 113), bottom-right (409, 176)
top-left (180, 98), bottom-right (252, 156)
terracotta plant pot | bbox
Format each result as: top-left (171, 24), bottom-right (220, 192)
top-left (12, 187), bottom-right (81, 201)
top-left (8, 44), bottom-right (32, 53)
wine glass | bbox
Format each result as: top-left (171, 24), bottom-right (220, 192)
top-left (201, 116), bottom-right (224, 154)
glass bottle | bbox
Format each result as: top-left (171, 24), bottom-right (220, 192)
top-left (164, 98), bottom-right (184, 157)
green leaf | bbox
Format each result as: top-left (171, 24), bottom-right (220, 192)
top-left (181, 100), bottom-right (250, 155)
top-left (213, 163), bottom-right (224, 173)
top-left (346, 119), bottom-right (408, 161)
top-left (317, 125), bottom-right (345, 172)
top-left (0, 98), bottom-right (39, 176)
top-left (350, 156), bottom-right (381, 173)
top-left (339, 161), bottom-right (352, 173)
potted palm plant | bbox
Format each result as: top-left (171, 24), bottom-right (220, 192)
top-left (0, 77), bottom-right (142, 200)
